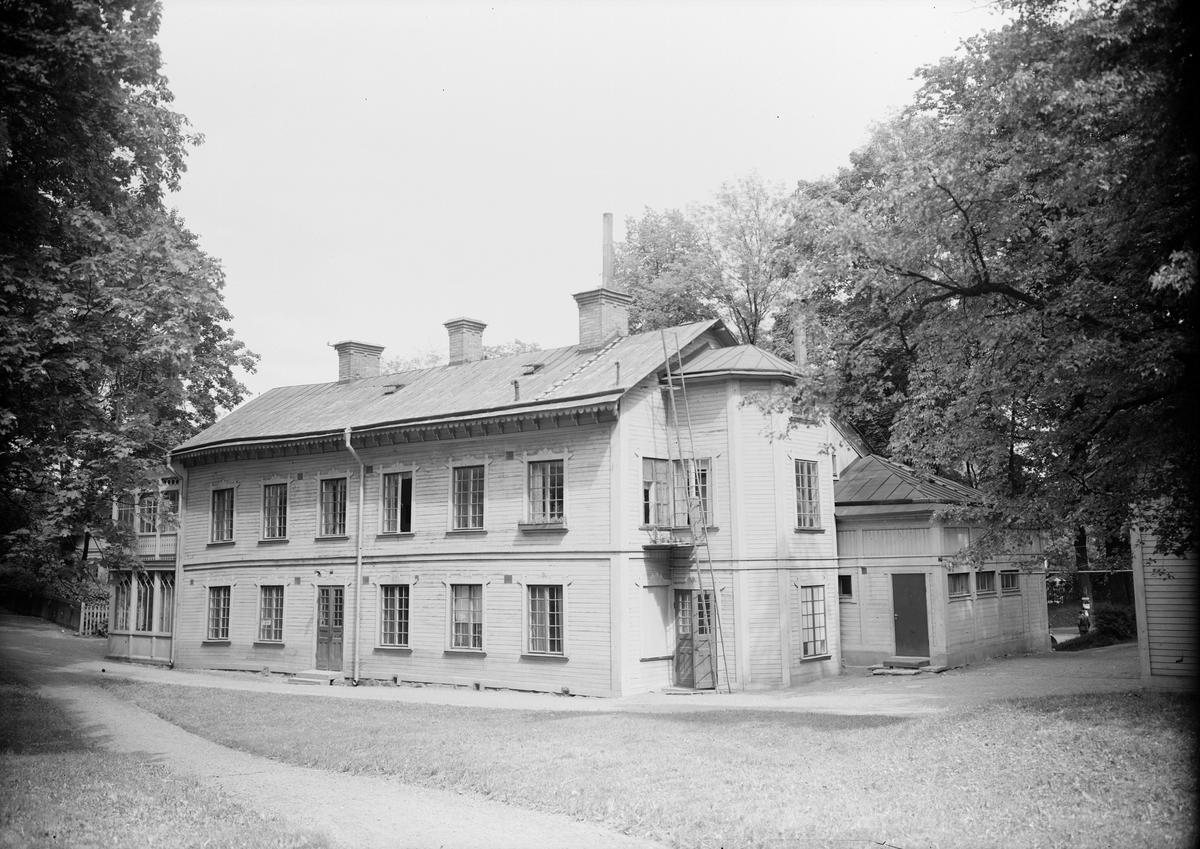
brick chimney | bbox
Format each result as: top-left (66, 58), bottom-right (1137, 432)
top-left (573, 213), bottom-right (631, 349)
top-left (444, 317), bottom-right (487, 366)
top-left (333, 340), bottom-right (385, 383)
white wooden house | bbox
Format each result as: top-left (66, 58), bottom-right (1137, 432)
top-left (1130, 526), bottom-right (1196, 688)
top-left (161, 286), bottom-right (844, 696)
top-left (835, 454), bottom-right (1051, 668)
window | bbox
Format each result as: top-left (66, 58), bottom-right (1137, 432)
top-left (211, 488), bottom-right (234, 542)
top-left (640, 585), bottom-right (671, 657)
top-left (158, 573), bottom-right (174, 633)
top-left (527, 460), bottom-right (564, 523)
top-left (116, 498), bottom-right (135, 530)
top-left (207, 586), bottom-right (230, 640)
top-left (320, 478), bottom-right (347, 536)
top-left (976, 570), bottom-right (996, 594)
top-left (161, 491), bottom-right (179, 530)
top-left (948, 573), bottom-right (970, 597)
top-left (528, 585), bottom-right (564, 655)
top-left (450, 583), bottom-right (483, 649)
top-left (837, 574), bottom-right (853, 599)
top-left (135, 571), bottom-right (155, 631)
top-left (259, 586), bottom-right (283, 641)
top-left (452, 466), bottom-right (485, 530)
top-left (795, 460), bottom-right (821, 529)
top-left (1001, 571), bottom-right (1020, 593)
top-left (112, 573), bottom-right (131, 631)
top-left (381, 472), bottom-right (413, 533)
top-left (380, 584), bottom-right (410, 646)
top-left (831, 449), bottom-right (839, 479)
top-left (672, 458), bottom-right (711, 527)
top-left (263, 483), bottom-right (288, 539)
top-left (799, 585), bottom-right (828, 657)
top-left (138, 494), bottom-right (158, 534)
top-left (642, 458), bottom-right (670, 526)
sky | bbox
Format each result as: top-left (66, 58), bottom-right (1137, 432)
top-left (156, 0), bottom-right (1006, 402)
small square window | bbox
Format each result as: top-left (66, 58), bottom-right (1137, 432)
top-left (1001, 571), bottom-right (1020, 593)
top-left (976, 571), bottom-right (996, 594)
top-left (948, 573), bottom-right (970, 597)
top-left (837, 574), bottom-right (853, 599)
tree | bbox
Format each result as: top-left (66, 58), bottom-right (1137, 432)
top-left (785, 0), bottom-right (1197, 555)
top-left (614, 174), bottom-right (793, 345)
top-left (0, 1), bottom-right (257, 600)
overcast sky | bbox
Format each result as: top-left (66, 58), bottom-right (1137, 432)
top-left (157, 0), bottom-right (1005, 401)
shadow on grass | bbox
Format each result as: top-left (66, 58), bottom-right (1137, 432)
top-left (1003, 690), bottom-right (1198, 730)
top-left (629, 709), bottom-right (910, 730)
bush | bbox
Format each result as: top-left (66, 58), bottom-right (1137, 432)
top-left (1054, 630), bottom-right (1119, 652)
top-left (1091, 603), bottom-right (1137, 639)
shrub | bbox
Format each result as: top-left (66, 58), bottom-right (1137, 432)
top-left (1054, 630), bottom-right (1119, 652)
top-left (1091, 603), bottom-right (1137, 639)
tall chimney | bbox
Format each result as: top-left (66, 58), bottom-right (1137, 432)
top-left (573, 213), bottom-right (632, 350)
top-left (444, 317), bottom-right (487, 366)
top-left (333, 340), bottom-right (385, 383)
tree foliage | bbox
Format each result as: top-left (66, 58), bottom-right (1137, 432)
top-left (0, 1), bottom-right (256, 599)
top-left (786, 0), bottom-right (1196, 554)
top-left (614, 174), bottom-right (793, 345)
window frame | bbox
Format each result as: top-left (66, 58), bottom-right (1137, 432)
top-left (525, 583), bottom-right (566, 657)
top-left (799, 584), bottom-right (829, 659)
top-left (794, 459), bottom-right (821, 530)
top-left (1001, 570), bottom-right (1020, 593)
top-left (641, 457), bottom-right (671, 527)
top-left (447, 582), bottom-right (485, 651)
top-left (261, 481), bottom-right (289, 540)
top-left (671, 457), bottom-right (713, 527)
top-left (211, 487), bottom-right (235, 543)
top-left (525, 458), bottom-right (566, 525)
top-left (948, 572), bottom-right (970, 598)
top-left (257, 585), bottom-right (284, 642)
top-left (449, 464), bottom-right (486, 531)
top-left (976, 570), bottom-right (997, 595)
top-left (837, 573), bottom-right (853, 600)
top-left (207, 585), bottom-right (231, 641)
top-left (318, 475), bottom-right (349, 537)
top-left (378, 583), bottom-right (411, 648)
top-left (380, 470), bottom-right (415, 535)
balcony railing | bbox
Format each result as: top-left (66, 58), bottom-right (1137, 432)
top-left (136, 533), bottom-right (177, 559)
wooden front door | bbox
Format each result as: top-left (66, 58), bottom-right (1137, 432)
top-left (892, 573), bottom-right (930, 657)
top-left (674, 589), bottom-right (715, 689)
top-left (316, 586), bottom-right (344, 672)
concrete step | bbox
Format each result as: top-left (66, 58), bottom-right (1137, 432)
top-left (884, 656), bottom-right (930, 669)
top-left (289, 670), bottom-right (344, 685)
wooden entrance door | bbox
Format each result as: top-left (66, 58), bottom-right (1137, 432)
top-left (892, 573), bottom-right (930, 657)
top-left (674, 589), bottom-right (715, 689)
top-left (316, 586), bottom-right (344, 672)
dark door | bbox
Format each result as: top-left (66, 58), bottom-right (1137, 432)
top-left (674, 590), bottom-right (715, 689)
top-left (316, 586), bottom-right (344, 672)
top-left (892, 573), bottom-right (930, 657)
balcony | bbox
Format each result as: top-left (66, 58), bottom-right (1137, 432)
top-left (136, 533), bottom-right (177, 560)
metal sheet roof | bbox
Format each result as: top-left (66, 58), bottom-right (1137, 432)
top-left (834, 454), bottom-right (984, 515)
top-left (672, 345), bottom-right (797, 380)
top-left (176, 321), bottom-right (721, 455)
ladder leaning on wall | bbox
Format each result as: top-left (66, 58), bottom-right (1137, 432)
top-left (660, 331), bottom-right (733, 694)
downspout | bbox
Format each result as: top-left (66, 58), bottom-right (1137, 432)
top-left (167, 452), bottom-right (188, 669)
top-left (344, 427), bottom-right (365, 684)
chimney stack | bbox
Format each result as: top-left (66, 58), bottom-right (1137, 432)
top-left (573, 213), bottom-right (632, 350)
top-left (333, 340), bottom-right (385, 383)
top-left (444, 317), bottom-right (487, 366)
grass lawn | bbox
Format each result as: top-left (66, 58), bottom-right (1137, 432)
top-left (0, 677), bottom-right (329, 849)
top-left (104, 680), bottom-right (1196, 849)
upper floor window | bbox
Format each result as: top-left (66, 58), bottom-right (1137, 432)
top-left (263, 483), bottom-right (288, 539)
top-left (948, 572), bottom-right (970, 597)
top-left (672, 458), bottom-right (711, 527)
top-left (320, 477), bottom-right (347, 536)
top-left (452, 466), bottom-right (485, 530)
top-left (794, 460), bottom-right (821, 529)
top-left (642, 458), bottom-right (670, 526)
top-left (1001, 571), bottom-right (1020, 593)
top-left (976, 570), bottom-right (996, 594)
top-left (528, 460), bottom-right (564, 523)
top-left (211, 488), bottom-right (234, 542)
top-left (381, 471), bottom-right (413, 534)
top-left (137, 490), bottom-right (178, 535)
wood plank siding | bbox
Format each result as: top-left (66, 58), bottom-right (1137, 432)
top-left (1131, 528), bottom-right (1197, 687)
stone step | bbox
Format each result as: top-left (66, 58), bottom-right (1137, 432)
top-left (289, 670), bottom-right (344, 685)
top-left (884, 656), bottom-right (930, 669)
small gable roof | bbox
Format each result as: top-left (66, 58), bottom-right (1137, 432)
top-left (175, 320), bottom-right (735, 461)
top-left (834, 454), bottom-right (984, 517)
top-left (671, 345), bottom-right (798, 381)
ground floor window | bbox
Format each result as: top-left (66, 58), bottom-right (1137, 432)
top-left (450, 583), bottom-right (483, 649)
top-left (976, 570), bottom-right (996, 594)
top-left (158, 572), bottom-right (174, 633)
top-left (800, 585), bottom-right (828, 658)
top-left (112, 574), bottom-right (131, 631)
top-left (527, 585), bottom-right (564, 655)
top-left (259, 585), bottom-right (284, 641)
top-left (948, 573), bottom-right (970, 597)
top-left (837, 574), bottom-right (853, 599)
top-left (380, 584), bottom-right (410, 646)
top-left (208, 586), bottom-right (230, 640)
top-left (1001, 571), bottom-right (1020, 592)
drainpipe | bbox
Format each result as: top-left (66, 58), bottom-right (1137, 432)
top-left (167, 453), bottom-right (187, 669)
top-left (343, 427), bottom-right (366, 684)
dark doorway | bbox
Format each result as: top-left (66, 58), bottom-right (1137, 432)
top-left (316, 586), bottom-right (344, 672)
top-left (892, 573), bottom-right (930, 657)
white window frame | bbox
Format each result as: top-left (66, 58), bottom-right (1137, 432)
top-left (210, 485), bottom-right (236, 543)
top-left (447, 582), bottom-right (485, 651)
top-left (316, 471), bottom-right (351, 538)
top-left (261, 478), bottom-right (290, 540)
top-left (799, 584), bottom-right (829, 658)
top-left (257, 584), bottom-right (284, 642)
top-left (794, 459), bottom-right (821, 529)
top-left (671, 457), bottom-right (713, 527)
top-left (379, 467), bottom-right (416, 535)
top-left (448, 460), bottom-right (488, 531)
top-left (525, 457), bottom-right (566, 524)
top-left (525, 583), bottom-right (567, 656)
top-left (641, 457), bottom-right (671, 527)
top-left (378, 582), bottom-right (411, 647)
top-left (207, 585), bottom-right (231, 640)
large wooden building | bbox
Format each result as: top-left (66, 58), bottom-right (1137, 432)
top-left (147, 284), bottom-right (847, 696)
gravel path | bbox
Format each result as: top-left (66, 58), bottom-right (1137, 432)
top-left (0, 612), bottom-right (1146, 848)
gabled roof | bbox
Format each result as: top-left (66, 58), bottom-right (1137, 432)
top-left (834, 454), bottom-right (984, 517)
top-left (175, 320), bottom-right (732, 460)
top-left (670, 345), bottom-right (798, 381)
